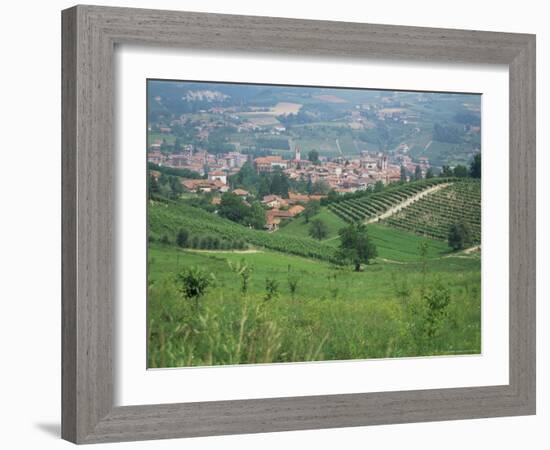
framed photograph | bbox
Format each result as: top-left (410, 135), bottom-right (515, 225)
top-left (62, 5), bottom-right (536, 444)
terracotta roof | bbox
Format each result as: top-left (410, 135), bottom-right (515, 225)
top-left (288, 205), bottom-right (305, 216)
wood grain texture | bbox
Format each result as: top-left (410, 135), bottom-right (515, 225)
top-left (61, 4), bottom-right (536, 444)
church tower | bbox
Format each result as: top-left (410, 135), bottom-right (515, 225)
top-left (295, 146), bottom-right (301, 161)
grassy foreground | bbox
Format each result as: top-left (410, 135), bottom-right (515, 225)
top-left (147, 240), bottom-right (481, 368)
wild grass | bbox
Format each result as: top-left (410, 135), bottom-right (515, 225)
top-left (147, 244), bottom-right (481, 367)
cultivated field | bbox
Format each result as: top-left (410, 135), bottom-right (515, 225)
top-left (147, 185), bottom-right (481, 368)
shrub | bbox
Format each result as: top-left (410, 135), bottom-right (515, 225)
top-left (176, 229), bottom-right (189, 247)
top-left (176, 266), bottom-right (211, 310)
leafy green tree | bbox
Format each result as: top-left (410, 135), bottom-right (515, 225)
top-left (229, 161), bottom-right (259, 191)
top-left (453, 165), bottom-right (469, 178)
top-left (448, 221), bottom-right (472, 251)
top-left (258, 177), bottom-right (271, 198)
top-left (400, 165), bottom-right (407, 182)
top-left (425, 167), bottom-right (434, 179)
top-left (311, 179), bottom-right (330, 195)
top-left (308, 149), bottom-right (320, 164)
top-left (414, 165), bottom-right (422, 180)
top-left (469, 152), bottom-right (481, 178)
top-left (148, 174), bottom-right (159, 197)
top-left (338, 223), bottom-right (378, 271)
top-left (306, 177), bottom-right (313, 194)
top-left (218, 192), bottom-right (250, 223)
top-left (309, 218), bottom-right (329, 240)
top-left (440, 165), bottom-right (453, 177)
top-left (374, 180), bottom-right (385, 192)
top-left (270, 171), bottom-right (290, 198)
top-left (303, 200), bottom-right (321, 223)
top-left (325, 190), bottom-right (339, 204)
top-left (247, 201), bottom-right (266, 229)
top-left (177, 266), bottom-right (211, 310)
top-left (176, 229), bottom-right (189, 248)
top-left (190, 235), bottom-right (200, 248)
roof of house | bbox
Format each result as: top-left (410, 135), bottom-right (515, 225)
top-left (233, 189), bottom-right (249, 196)
top-left (288, 205), bottom-right (305, 216)
top-left (262, 195), bottom-right (282, 203)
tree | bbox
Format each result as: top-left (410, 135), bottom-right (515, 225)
top-left (425, 167), bottom-right (434, 179)
top-left (311, 179), bottom-right (330, 195)
top-left (148, 174), bottom-right (159, 197)
top-left (247, 201), bottom-right (266, 229)
top-left (218, 192), bottom-right (250, 224)
top-left (303, 200), bottom-right (321, 223)
top-left (338, 223), bottom-right (378, 271)
top-left (307, 149), bottom-right (320, 164)
top-left (258, 177), bottom-right (271, 198)
top-left (177, 267), bottom-right (211, 310)
top-left (229, 161), bottom-right (259, 191)
top-left (374, 180), bottom-right (385, 192)
top-left (400, 165), bottom-right (407, 182)
top-left (306, 177), bottom-right (313, 194)
top-left (309, 218), bottom-right (329, 240)
top-left (440, 165), bottom-right (453, 177)
top-left (270, 171), bottom-right (290, 198)
top-left (469, 152), bottom-right (481, 178)
top-left (326, 190), bottom-right (339, 203)
top-left (176, 229), bottom-right (189, 248)
top-left (453, 164), bottom-right (469, 178)
top-left (414, 165), bottom-right (423, 180)
top-left (448, 221), bottom-right (472, 251)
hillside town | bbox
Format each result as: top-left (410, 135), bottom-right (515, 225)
top-left (147, 143), bottom-right (430, 196)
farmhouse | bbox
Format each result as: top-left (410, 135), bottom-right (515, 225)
top-left (181, 179), bottom-right (228, 193)
top-left (232, 188), bottom-right (249, 197)
top-left (208, 170), bottom-right (227, 185)
top-left (288, 205), bottom-right (305, 216)
top-left (262, 195), bottom-right (286, 209)
top-left (254, 156), bottom-right (288, 173)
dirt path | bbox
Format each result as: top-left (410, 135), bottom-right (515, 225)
top-left (186, 249), bottom-right (262, 254)
top-left (444, 245), bottom-right (481, 258)
top-left (365, 183), bottom-right (451, 224)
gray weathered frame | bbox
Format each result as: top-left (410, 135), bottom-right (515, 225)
top-left (61, 5), bottom-right (536, 444)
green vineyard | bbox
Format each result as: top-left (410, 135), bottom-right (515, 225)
top-left (149, 200), bottom-right (339, 262)
top-left (327, 178), bottom-right (454, 223)
top-left (327, 178), bottom-right (481, 244)
top-left (384, 180), bottom-right (481, 244)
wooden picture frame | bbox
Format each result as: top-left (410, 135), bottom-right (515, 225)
top-left (61, 5), bottom-right (536, 444)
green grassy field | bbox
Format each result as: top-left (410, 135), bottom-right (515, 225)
top-left (278, 207), bottom-right (452, 261)
top-left (147, 197), bottom-right (481, 368)
top-left (148, 242), bottom-right (480, 368)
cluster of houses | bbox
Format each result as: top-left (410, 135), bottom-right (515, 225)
top-left (148, 143), bottom-right (248, 178)
top-left (262, 192), bottom-right (325, 232)
top-left (150, 140), bottom-right (433, 200)
top-left (251, 146), bottom-right (428, 194)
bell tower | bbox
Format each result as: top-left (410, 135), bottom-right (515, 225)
top-left (295, 146), bottom-right (301, 161)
